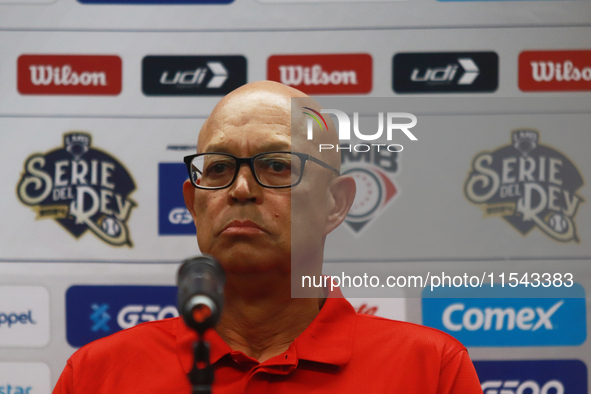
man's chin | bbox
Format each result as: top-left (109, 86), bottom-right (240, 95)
top-left (212, 248), bottom-right (290, 274)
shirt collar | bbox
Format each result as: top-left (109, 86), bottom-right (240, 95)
top-left (176, 292), bottom-right (357, 373)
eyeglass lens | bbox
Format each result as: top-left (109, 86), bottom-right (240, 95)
top-left (190, 153), bottom-right (303, 188)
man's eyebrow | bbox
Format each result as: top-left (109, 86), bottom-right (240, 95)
top-left (203, 142), bottom-right (291, 154)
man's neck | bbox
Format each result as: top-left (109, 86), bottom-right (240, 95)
top-left (215, 275), bottom-right (323, 363)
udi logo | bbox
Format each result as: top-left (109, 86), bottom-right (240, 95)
top-left (474, 360), bottom-right (587, 394)
top-left (18, 55), bottom-right (122, 95)
top-left (464, 129), bottom-right (583, 243)
top-left (393, 52), bottom-right (498, 93)
top-left (519, 50), bottom-right (591, 92)
top-left (267, 54), bottom-right (372, 94)
top-left (66, 285), bottom-right (178, 347)
top-left (142, 56), bottom-right (246, 96)
top-left (422, 285), bottom-right (587, 346)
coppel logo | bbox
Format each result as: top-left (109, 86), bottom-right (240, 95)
top-left (0, 311), bottom-right (36, 328)
top-left (474, 360), bottom-right (588, 394)
top-left (159, 163), bottom-right (196, 235)
top-left (66, 285), bottom-right (177, 347)
top-left (422, 284), bottom-right (586, 346)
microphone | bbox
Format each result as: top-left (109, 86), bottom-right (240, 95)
top-left (177, 255), bottom-right (225, 333)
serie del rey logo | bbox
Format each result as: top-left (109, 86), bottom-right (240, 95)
top-left (18, 55), bottom-right (122, 95)
top-left (519, 50), bottom-right (591, 91)
top-left (267, 54), bottom-right (372, 94)
top-left (17, 133), bottom-right (136, 246)
top-left (464, 129), bottom-right (583, 242)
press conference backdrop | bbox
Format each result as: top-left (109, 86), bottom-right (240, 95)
top-left (0, 1), bottom-right (590, 392)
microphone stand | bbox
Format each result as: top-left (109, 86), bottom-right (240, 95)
top-left (177, 255), bottom-right (226, 394)
top-left (188, 331), bottom-right (214, 394)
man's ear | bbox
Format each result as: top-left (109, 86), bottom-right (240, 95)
top-left (324, 175), bottom-right (356, 236)
top-left (183, 179), bottom-right (197, 220)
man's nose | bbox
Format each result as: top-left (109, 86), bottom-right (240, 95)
top-left (229, 164), bottom-right (260, 202)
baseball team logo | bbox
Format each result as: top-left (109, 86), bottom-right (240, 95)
top-left (17, 132), bottom-right (136, 246)
top-left (464, 129), bottom-right (583, 242)
top-left (341, 147), bottom-right (398, 234)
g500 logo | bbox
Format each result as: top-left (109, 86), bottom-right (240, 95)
top-left (465, 130), bottom-right (583, 242)
top-left (17, 132), bottom-right (136, 246)
top-left (482, 380), bottom-right (564, 394)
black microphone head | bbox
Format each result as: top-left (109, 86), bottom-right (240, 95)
top-left (177, 255), bottom-right (225, 333)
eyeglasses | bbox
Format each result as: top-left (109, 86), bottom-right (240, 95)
top-left (183, 151), bottom-right (340, 189)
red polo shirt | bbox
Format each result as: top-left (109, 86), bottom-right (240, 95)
top-left (53, 297), bottom-right (482, 393)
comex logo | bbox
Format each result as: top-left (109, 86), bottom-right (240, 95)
top-left (117, 305), bottom-right (178, 329)
top-left (17, 132), bottom-right (137, 246)
top-left (465, 129), bottom-right (584, 242)
top-left (442, 301), bottom-right (563, 332)
top-left (0, 311), bottom-right (36, 328)
top-left (482, 380), bottom-right (564, 394)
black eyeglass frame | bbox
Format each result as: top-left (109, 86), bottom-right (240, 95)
top-left (183, 151), bottom-right (341, 190)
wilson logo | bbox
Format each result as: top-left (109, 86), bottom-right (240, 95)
top-left (519, 50), bottom-right (591, 91)
top-left (29, 65), bottom-right (107, 86)
top-left (280, 65), bottom-right (358, 86)
top-left (18, 55), bottom-right (122, 95)
top-left (267, 54), bottom-right (372, 94)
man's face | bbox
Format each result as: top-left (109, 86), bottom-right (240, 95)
top-left (185, 89), bottom-right (335, 275)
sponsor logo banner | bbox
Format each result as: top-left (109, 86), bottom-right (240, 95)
top-left (159, 163), bottom-right (196, 235)
top-left (519, 50), bottom-right (591, 92)
top-left (267, 54), bottom-right (372, 95)
top-left (393, 52), bottom-right (498, 93)
top-left (79, 0), bottom-right (232, 3)
top-left (142, 56), bottom-right (246, 96)
top-left (18, 55), bottom-right (122, 95)
top-left (17, 132), bottom-right (136, 247)
top-left (66, 285), bottom-right (178, 347)
top-left (0, 287), bottom-right (50, 347)
top-left (0, 363), bottom-right (51, 394)
top-left (422, 285), bottom-right (587, 346)
top-left (464, 129), bottom-right (583, 243)
top-left (475, 360), bottom-right (587, 394)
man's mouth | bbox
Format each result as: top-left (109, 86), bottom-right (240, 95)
top-left (221, 220), bottom-right (266, 235)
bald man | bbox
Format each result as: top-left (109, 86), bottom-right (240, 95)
top-left (53, 81), bottom-right (483, 394)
